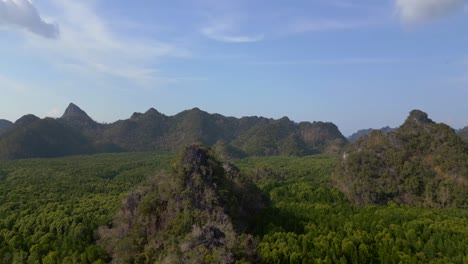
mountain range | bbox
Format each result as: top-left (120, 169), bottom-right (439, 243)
top-left (0, 103), bottom-right (348, 160)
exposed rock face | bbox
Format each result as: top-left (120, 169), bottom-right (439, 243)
top-left (299, 122), bottom-right (348, 154)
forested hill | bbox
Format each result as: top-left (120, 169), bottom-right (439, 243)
top-left (334, 110), bottom-right (468, 208)
top-left (98, 145), bottom-right (265, 262)
top-left (0, 103), bottom-right (348, 159)
top-left (0, 119), bottom-right (12, 131)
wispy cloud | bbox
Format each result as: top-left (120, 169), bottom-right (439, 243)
top-left (201, 21), bottom-right (264, 43)
top-left (21, 0), bottom-right (189, 88)
top-left (395, 0), bottom-right (467, 24)
top-left (0, 0), bottom-right (59, 38)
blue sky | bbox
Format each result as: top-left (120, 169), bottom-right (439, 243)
top-left (0, 0), bottom-right (467, 135)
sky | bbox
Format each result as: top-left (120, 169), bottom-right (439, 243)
top-left (0, 0), bottom-right (467, 136)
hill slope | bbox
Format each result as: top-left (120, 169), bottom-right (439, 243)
top-left (333, 110), bottom-right (468, 208)
top-left (0, 103), bottom-right (348, 159)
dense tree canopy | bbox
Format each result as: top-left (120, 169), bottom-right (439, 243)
top-left (0, 144), bottom-right (467, 263)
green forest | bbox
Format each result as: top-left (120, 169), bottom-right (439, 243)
top-left (0, 149), bottom-right (467, 263)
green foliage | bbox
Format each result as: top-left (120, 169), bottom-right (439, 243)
top-left (0, 152), bottom-right (172, 263)
top-left (0, 144), bottom-right (466, 263)
top-left (236, 155), bottom-right (468, 264)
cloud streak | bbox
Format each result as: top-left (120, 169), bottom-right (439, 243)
top-left (201, 21), bottom-right (264, 43)
top-left (0, 0), bottom-right (59, 38)
top-left (395, 0), bottom-right (467, 24)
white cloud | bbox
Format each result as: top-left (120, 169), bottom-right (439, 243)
top-left (201, 21), bottom-right (264, 43)
top-left (0, 0), bottom-right (59, 38)
top-left (395, 0), bottom-right (467, 23)
top-left (23, 0), bottom-right (189, 88)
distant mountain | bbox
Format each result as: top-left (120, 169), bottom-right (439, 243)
top-left (458, 126), bottom-right (468, 143)
top-left (0, 119), bottom-right (12, 131)
top-left (0, 103), bottom-right (348, 159)
top-left (348, 126), bottom-right (395, 143)
top-left (334, 110), bottom-right (468, 208)
top-left (0, 116), bottom-right (92, 159)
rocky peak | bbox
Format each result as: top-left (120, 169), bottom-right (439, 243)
top-left (145, 107), bottom-right (161, 116)
top-left (404, 110), bottom-right (434, 126)
top-left (61, 103), bottom-right (93, 121)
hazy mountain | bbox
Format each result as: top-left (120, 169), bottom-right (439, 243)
top-left (0, 117), bottom-right (92, 160)
top-left (0, 119), bottom-right (12, 131)
top-left (0, 103), bottom-right (348, 159)
top-left (458, 126), bottom-right (468, 143)
top-left (334, 110), bottom-right (468, 208)
top-left (348, 126), bottom-right (396, 143)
